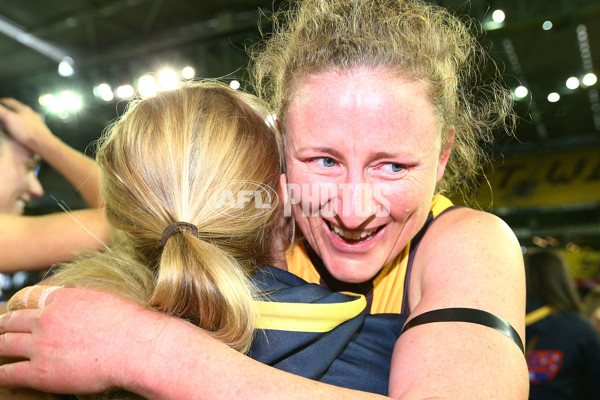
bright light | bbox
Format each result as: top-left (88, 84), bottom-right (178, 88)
top-left (44, 95), bottom-right (64, 113)
top-left (116, 84), bottom-right (135, 99)
top-left (38, 94), bottom-right (54, 107)
top-left (547, 92), bottom-right (560, 103)
top-left (158, 69), bottom-right (179, 90)
top-left (138, 75), bottom-right (159, 98)
top-left (230, 80), bottom-right (241, 90)
top-left (566, 77), bottom-right (580, 90)
top-left (514, 86), bottom-right (528, 99)
top-left (60, 91), bottom-right (82, 111)
top-left (542, 21), bottom-right (553, 31)
top-left (492, 10), bottom-right (505, 23)
top-left (182, 66), bottom-right (195, 80)
top-left (58, 57), bottom-right (75, 77)
top-left (582, 73), bottom-right (597, 86)
top-left (94, 83), bottom-right (114, 102)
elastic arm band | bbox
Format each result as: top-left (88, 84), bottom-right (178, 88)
top-left (401, 307), bottom-right (524, 354)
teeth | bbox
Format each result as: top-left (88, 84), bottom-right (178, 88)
top-left (331, 225), bottom-right (376, 241)
top-left (15, 199), bottom-right (25, 208)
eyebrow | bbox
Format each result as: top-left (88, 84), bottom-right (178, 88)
top-left (292, 146), bottom-right (346, 159)
top-left (368, 151), bottom-right (402, 160)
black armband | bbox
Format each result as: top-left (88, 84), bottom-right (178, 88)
top-left (401, 308), bottom-right (524, 354)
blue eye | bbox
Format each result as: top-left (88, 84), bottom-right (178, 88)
top-left (319, 157), bottom-right (337, 168)
top-left (389, 163), bottom-right (404, 172)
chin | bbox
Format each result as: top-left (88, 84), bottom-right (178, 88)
top-left (325, 258), bottom-right (383, 283)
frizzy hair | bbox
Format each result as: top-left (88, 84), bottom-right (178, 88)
top-left (52, 81), bottom-right (284, 357)
top-left (250, 0), bottom-right (515, 198)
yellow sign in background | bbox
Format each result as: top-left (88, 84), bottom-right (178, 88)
top-left (475, 147), bottom-right (600, 210)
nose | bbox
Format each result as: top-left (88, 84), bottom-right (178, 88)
top-left (28, 173), bottom-right (45, 198)
top-left (333, 174), bottom-right (379, 230)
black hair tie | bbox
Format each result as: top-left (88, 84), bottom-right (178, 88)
top-left (161, 221), bottom-right (198, 247)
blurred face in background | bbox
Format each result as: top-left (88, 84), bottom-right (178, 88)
top-left (0, 135), bottom-right (44, 215)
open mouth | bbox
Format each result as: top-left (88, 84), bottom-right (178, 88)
top-left (325, 220), bottom-right (383, 244)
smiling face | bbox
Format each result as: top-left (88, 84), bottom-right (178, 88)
top-left (283, 68), bottom-right (452, 283)
top-left (0, 136), bottom-right (44, 215)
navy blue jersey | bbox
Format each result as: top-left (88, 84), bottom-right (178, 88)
top-left (249, 266), bottom-right (406, 395)
top-left (526, 299), bottom-right (600, 399)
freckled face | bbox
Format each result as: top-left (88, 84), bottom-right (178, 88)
top-left (0, 138), bottom-right (44, 215)
top-left (283, 68), bottom-right (451, 283)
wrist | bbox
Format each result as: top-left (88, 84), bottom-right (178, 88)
top-left (118, 312), bottom-right (181, 397)
top-left (124, 317), bottom-right (213, 400)
top-left (31, 129), bottom-right (62, 157)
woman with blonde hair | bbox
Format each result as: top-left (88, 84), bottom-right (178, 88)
top-left (4, 80), bottom-right (382, 399)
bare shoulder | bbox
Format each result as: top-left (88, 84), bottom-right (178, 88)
top-left (429, 207), bottom-right (519, 245)
top-left (391, 207), bottom-right (529, 399)
top-left (417, 207), bottom-right (522, 272)
top-left (409, 206), bottom-right (525, 329)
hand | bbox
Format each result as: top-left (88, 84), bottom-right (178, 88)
top-left (0, 288), bottom-right (170, 394)
top-left (0, 98), bottom-right (54, 155)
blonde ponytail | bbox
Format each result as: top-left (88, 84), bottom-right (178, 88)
top-left (154, 231), bottom-right (257, 351)
top-left (49, 81), bottom-right (283, 399)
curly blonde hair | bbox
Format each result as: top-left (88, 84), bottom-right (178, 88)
top-left (250, 0), bottom-right (515, 197)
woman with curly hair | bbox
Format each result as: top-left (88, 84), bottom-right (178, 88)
top-left (0, 1), bottom-right (528, 398)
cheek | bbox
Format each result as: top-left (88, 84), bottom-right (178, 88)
top-left (377, 180), bottom-right (425, 220)
top-left (286, 163), bottom-right (336, 208)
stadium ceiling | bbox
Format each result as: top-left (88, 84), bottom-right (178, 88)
top-left (1, 0), bottom-right (599, 249)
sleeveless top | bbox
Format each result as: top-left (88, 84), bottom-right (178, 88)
top-left (285, 194), bottom-right (456, 314)
top-left (248, 195), bottom-right (458, 395)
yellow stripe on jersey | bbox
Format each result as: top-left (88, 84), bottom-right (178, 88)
top-left (255, 295), bottom-right (366, 332)
top-left (525, 305), bottom-right (556, 326)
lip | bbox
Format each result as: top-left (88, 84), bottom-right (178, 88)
top-left (322, 219), bottom-right (386, 254)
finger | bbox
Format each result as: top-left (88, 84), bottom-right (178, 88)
top-left (0, 360), bottom-right (37, 389)
top-left (0, 98), bottom-right (24, 112)
top-left (0, 310), bottom-right (38, 334)
top-left (0, 101), bottom-right (11, 119)
top-left (8, 286), bottom-right (63, 311)
top-left (0, 332), bottom-right (34, 359)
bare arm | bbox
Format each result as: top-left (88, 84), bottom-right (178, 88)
top-left (0, 98), bottom-right (101, 208)
top-left (0, 98), bottom-right (108, 272)
top-left (0, 209), bottom-right (527, 399)
top-left (0, 210), bottom-right (108, 272)
top-left (389, 208), bottom-right (529, 399)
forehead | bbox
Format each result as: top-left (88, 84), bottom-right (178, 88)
top-left (0, 136), bottom-right (35, 162)
top-left (285, 68), bottom-right (440, 151)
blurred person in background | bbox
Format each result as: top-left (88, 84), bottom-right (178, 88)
top-left (525, 249), bottom-right (600, 399)
top-left (0, 98), bottom-right (108, 300)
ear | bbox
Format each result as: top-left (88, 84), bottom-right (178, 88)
top-left (278, 173), bottom-right (289, 207)
top-left (436, 127), bottom-right (455, 183)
